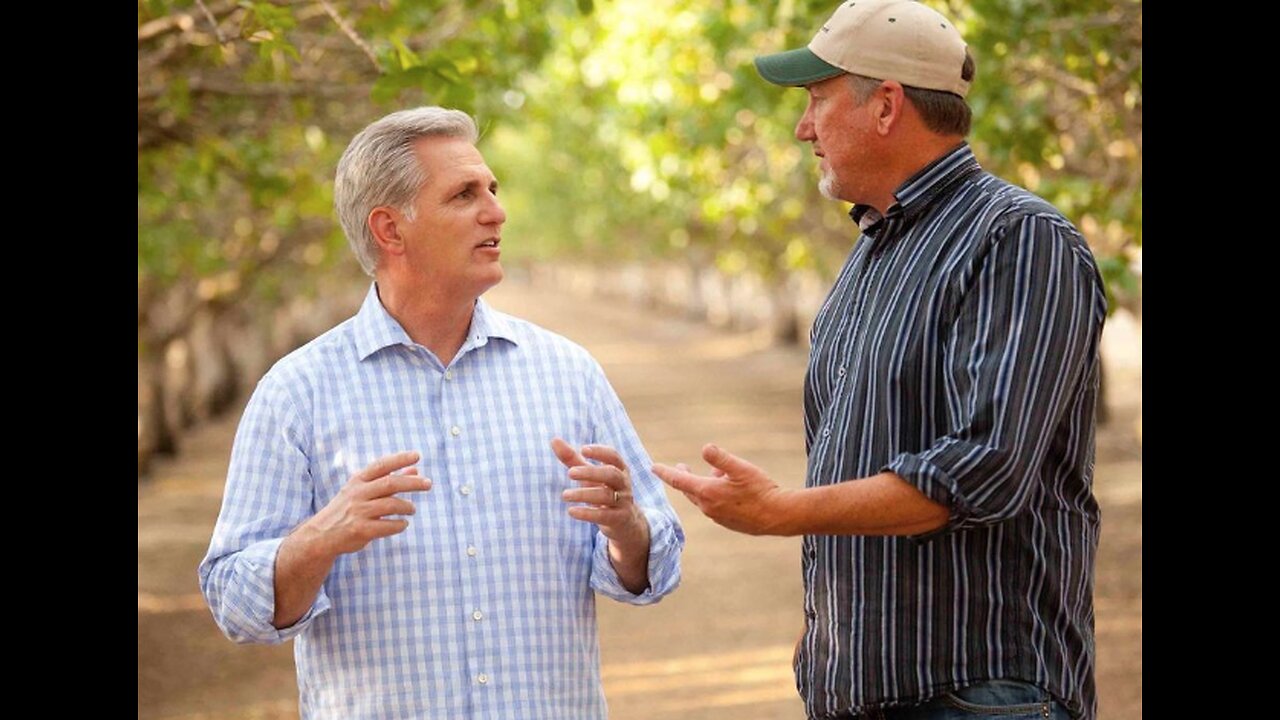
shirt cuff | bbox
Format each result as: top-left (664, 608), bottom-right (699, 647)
top-left (590, 506), bottom-right (682, 605)
top-left (215, 537), bottom-right (332, 644)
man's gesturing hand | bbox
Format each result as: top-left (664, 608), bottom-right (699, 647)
top-left (652, 443), bottom-right (795, 536)
top-left (302, 451), bottom-right (432, 557)
top-left (552, 439), bottom-right (649, 547)
top-left (552, 438), bottom-right (653, 594)
top-left (273, 451), bottom-right (431, 629)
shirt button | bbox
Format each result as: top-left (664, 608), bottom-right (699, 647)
top-left (444, 370), bottom-right (454, 381)
top-left (477, 673), bottom-right (489, 685)
top-left (460, 485), bottom-right (472, 496)
top-left (466, 546), bottom-right (477, 557)
top-left (472, 610), bottom-right (484, 621)
top-left (837, 366), bottom-right (846, 377)
top-left (450, 425), bottom-right (461, 437)
top-left (822, 427), bottom-right (831, 437)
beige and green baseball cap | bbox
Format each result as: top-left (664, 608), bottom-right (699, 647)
top-left (754, 0), bottom-right (971, 97)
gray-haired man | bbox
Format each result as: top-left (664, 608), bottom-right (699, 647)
top-left (200, 107), bottom-right (684, 719)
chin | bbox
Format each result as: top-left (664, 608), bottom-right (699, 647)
top-left (477, 265), bottom-right (505, 294)
top-left (819, 175), bottom-right (841, 201)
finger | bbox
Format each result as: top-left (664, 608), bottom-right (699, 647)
top-left (352, 452), bottom-right (421, 483)
top-left (676, 463), bottom-right (691, 473)
top-left (365, 473), bottom-right (433, 499)
top-left (364, 497), bottom-right (417, 518)
top-left (365, 518), bottom-right (411, 539)
top-left (562, 486), bottom-right (627, 506)
top-left (652, 463), bottom-right (712, 496)
top-left (551, 437), bottom-right (587, 469)
top-left (568, 463), bottom-right (626, 490)
top-left (566, 505), bottom-right (628, 524)
top-left (701, 444), bottom-right (761, 478)
top-left (581, 444), bottom-right (627, 473)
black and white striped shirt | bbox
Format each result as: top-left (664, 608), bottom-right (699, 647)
top-left (796, 144), bottom-right (1105, 719)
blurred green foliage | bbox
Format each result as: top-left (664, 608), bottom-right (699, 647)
top-left (493, 0), bottom-right (1141, 310)
top-left (138, 0), bottom-right (587, 351)
top-left (139, 0), bottom-right (1142, 352)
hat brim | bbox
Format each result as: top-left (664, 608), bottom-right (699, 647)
top-left (754, 47), bottom-right (845, 86)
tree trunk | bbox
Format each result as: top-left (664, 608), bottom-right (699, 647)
top-left (138, 347), bottom-right (177, 479)
top-left (769, 275), bottom-right (801, 346)
top-left (189, 305), bottom-right (240, 422)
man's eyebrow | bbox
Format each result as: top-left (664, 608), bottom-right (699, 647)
top-left (446, 176), bottom-right (499, 193)
top-left (445, 178), bottom-right (481, 193)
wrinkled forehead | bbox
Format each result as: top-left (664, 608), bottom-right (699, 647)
top-left (413, 135), bottom-right (494, 183)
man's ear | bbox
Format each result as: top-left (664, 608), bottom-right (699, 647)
top-left (875, 81), bottom-right (907, 136)
top-left (369, 206), bottom-right (406, 258)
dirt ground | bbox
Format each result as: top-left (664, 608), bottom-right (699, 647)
top-left (138, 280), bottom-right (1141, 719)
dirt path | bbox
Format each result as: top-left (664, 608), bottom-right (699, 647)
top-left (138, 280), bottom-right (1141, 719)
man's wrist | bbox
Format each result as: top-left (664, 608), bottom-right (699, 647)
top-left (286, 519), bottom-right (340, 566)
top-left (612, 508), bottom-right (652, 555)
top-left (765, 487), bottom-right (804, 537)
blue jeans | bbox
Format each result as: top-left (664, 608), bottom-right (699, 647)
top-left (864, 679), bottom-right (1072, 719)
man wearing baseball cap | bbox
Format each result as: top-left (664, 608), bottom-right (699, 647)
top-left (654, 2), bottom-right (1104, 718)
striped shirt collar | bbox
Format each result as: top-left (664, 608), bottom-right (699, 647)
top-left (851, 142), bottom-right (981, 231)
top-left (353, 282), bottom-right (519, 361)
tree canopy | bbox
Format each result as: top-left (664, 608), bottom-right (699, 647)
top-left (138, 0), bottom-right (1141, 467)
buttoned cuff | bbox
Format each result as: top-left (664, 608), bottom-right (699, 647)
top-left (590, 506), bottom-right (682, 605)
top-left (214, 537), bottom-right (332, 644)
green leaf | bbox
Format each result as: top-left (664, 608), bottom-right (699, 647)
top-left (440, 82), bottom-right (477, 113)
top-left (371, 66), bottom-right (435, 104)
top-left (392, 39), bottom-right (421, 70)
top-left (424, 55), bottom-right (464, 84)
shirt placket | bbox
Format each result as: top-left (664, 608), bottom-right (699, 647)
top-left (812, 234), bottom-right (886, 485)
top-left (441, 336), bottom-right (500, 711)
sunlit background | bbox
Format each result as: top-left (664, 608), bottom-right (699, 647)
top-left (139, 1), bottom-right (1141, 717)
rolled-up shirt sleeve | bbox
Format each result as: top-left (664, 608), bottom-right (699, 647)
top-left (885, 214), bottom-right (1107, 535)
top-left (583, 364), bottom-right (684, 604)
top-left (197, 372), bottom-right (331, 643)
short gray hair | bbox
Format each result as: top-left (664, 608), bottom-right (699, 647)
top-left (846, 49), bottom-right (975, 137)
top-left (334, 107), bottom-right (479, 275)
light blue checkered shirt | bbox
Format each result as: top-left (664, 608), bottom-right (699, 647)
top-left (198, 284), bottom-right (684, 719)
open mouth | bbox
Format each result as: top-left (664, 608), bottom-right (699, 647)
top-left (477, 239), bottom-right (500, 248)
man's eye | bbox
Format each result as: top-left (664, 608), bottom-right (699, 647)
top-left (455, 189), bottom-right (472, 199)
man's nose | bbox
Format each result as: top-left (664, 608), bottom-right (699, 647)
top-left (480, 193), bottom-right (506, 225)
top-left (795, 111), bottom-right (816, 142)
